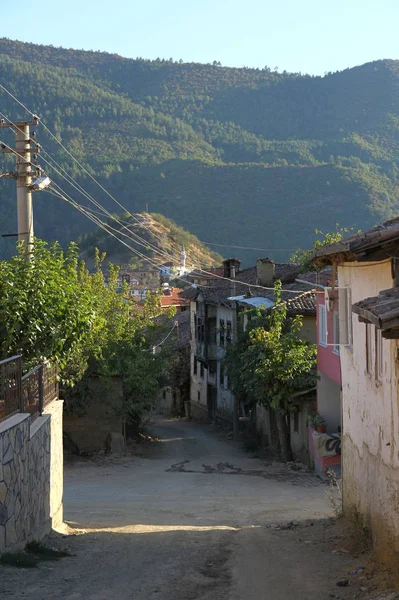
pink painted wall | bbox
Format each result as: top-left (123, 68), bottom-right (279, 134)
top-left (316, 292), bottom-right (341, 386)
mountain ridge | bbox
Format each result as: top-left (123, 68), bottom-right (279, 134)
top-left (1, 39), bottom-right (399, 264)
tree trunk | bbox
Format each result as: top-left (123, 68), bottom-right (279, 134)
top-left (275, 412), bottom-right (293, 463)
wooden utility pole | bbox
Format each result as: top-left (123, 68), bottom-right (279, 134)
top-left (1, 117), bottom-right (40, 258)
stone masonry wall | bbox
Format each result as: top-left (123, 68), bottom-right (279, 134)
top-left (0, 400), bottom-right (63, 552)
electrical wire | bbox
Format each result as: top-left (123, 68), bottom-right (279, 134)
top-left (0, 109), bottom-right (182, 264)
top-left (44, 184), bottom-right (201, 289)
top-left (199, 241), bottom-right (297, 252)
top-left (0, 86), bottom-right (313, 294)
top-left (153, 322), bottom-right (178, 350)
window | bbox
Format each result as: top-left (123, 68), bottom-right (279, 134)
top-left (194, 314), bottom-right (197, 339)
top-left (200, 362), bottom-right (204, 378)
top-left (193, 356), bottom-right (198, 376)
top-left (333, 311), bottom-right (340, 355)
top-left (219, 319), bottom-right (225, 346)
top-left (220, 364), bottom-right (225, 389)
top-left (319, 304), bottom-right (327, 347)
top-left (198, 391), bottom-right (201, 402)
top-left (375, 328), bottom-right (383, 381)
top-left (226, 321), bottom-right (232, 344)
top-left (197, 316), bottom-right (205, 343)
top-left (366, 323), bottom-right (372, 375)
top-left (324, 287), bottom-right (352, 346)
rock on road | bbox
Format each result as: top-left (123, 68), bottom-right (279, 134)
top-left (0, 418), bottom-right (368, 599)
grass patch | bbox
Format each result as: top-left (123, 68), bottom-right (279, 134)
top-left (26, 541), bottom-right (71, 560)
top-left (0, 551), bottom-right (39, 568)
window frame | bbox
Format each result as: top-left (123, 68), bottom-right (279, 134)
top-left (318, 303), bottom-right (327, 347)
top-left (333, 311), bottom-right (340, 355)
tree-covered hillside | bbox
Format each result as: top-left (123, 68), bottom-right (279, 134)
top-left (77, 212), bottom-right (222, 270)
top-left (1, 39), bottom-right (399, 263)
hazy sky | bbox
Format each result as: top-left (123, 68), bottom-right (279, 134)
top-left (4, 0), bottom-right (398, 74)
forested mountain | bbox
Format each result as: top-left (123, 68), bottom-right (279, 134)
top-left (1, 38), bottom-right (399, 264)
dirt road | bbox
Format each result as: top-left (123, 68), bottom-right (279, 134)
top-left (0, 418), bottom-right (384, 599)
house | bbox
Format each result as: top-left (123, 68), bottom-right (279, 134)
top-left (184, 257), bottom-right (316, 453)
top-left (297, 269), bottom-right (342, 475)
top-left (104, 266), bottom-right (160, 300)
top-left (313, 217), bottom-right (399, 562)
top-left (160, 286), bottom-right (190, 313)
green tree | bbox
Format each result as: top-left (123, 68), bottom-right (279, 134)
top-left (290, 226), bottom-right (357, 273)
top-left (226, 283), bottom-right (317, 461)
top-left (0, 239), bottom-right (171, 426)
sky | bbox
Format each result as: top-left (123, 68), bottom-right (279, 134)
top-left (3, 0), bottom-right (399, 75)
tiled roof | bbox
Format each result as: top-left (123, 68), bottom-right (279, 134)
top-left (160, 287), bottom-right (190, 308)
top-left (283, 290), bottom-right (316, 317)
top-left (352, 287), bottom-right (399, 337)
top-left (313, 217), bottom-right (399, 266)
top-left (153, 310), bottom-right (190, 349)
top-left (176, 310), bottom-right (190, 348)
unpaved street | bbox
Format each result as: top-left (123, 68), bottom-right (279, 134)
top-left (0, 418), bottom-right (380, 599)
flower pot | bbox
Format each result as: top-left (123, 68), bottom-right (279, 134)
top-left (317, 426), bottom-right (326, 433)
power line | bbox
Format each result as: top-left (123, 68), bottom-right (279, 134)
top-left (44, 184), bottom-right (200, 289)
top-left (0, 86), bottom-right (309, 294)
top-left (199, 241), bottom-right (297, 252)
top-left (0, 109), bottom-right (182, 264)
top-left (153, 322), bottom-right (178, 351)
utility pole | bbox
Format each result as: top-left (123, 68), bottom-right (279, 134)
top-left (1, 116), bottom-right (40, 258)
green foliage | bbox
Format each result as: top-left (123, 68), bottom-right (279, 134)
top-left (226, 283), bottom-right (317, 414)
top-left (290, 225), bottom-right (358, 272)
top-left (1, 40), bottom-right (399, 264)
top-left (0, 239), bottom-right (97, 380)
top-left (0, 238), bottom-right (171, 423)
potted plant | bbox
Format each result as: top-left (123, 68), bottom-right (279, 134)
top-left (308, 413), bottom-right (327, 433)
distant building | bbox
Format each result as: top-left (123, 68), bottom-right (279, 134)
top-left (160, 286), bottom-right (190, 313)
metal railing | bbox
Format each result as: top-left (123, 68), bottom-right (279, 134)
top-left (0, 355), bottom-right (58, 422)
top-left (0, 355), bottom-right (22, 420)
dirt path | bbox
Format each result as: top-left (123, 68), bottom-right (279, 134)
top-left (0, 418), bottom-right (390, 599)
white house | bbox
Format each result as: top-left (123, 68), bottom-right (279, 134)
top-left (314, 217), bottom-right (399, 563)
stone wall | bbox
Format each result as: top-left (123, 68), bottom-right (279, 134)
top-left (0, 399), bottom-right (63, 552)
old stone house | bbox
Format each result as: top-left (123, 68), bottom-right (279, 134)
top-left (185, 257), bottom-right (317, 464)
top-left (313, 217), bottom-right (399, 563)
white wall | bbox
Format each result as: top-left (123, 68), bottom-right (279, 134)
top-left (216, 305), bottom-right (236, 419)
top-left (338, 260), bottom-right (399, 560)
top-left (189, 300), bottom-right (208, 419)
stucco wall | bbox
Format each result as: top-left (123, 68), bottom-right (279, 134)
top-left (255, 404), bottom-right (272, 446)
top-left (190, 299), bottom-right (209, 420)
top-left (216, 305), bottom-right (236, 420)
top-left (299, 315), bottom-right (317, 344)
top-left (290, 398), bottom-right (315, 465)
top-left (0, 399), bottom-right (63, 552)
top-left (338, 259), bottom-right (399, 560)
top-left (317, 372), bottom-right (341, 433)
